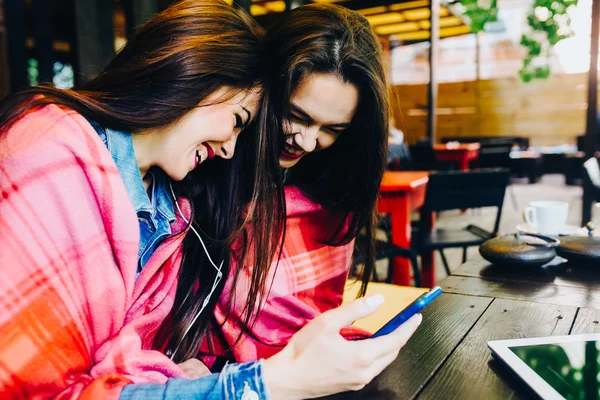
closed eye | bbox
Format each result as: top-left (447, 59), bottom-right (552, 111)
top-left (324, 127), bottom-right (346, 135)
top-left (234, 113), bottom-right (244, 129)
top-left (289, 112), bottom-right (309, 124)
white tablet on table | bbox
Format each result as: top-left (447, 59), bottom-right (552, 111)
top-left (488, 333), bottom-right (600, 400)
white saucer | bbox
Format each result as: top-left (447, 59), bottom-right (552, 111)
top-left (516, 223), bottom-right (583, 237)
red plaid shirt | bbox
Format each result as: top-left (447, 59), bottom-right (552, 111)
top-left (199, 186), bottom-right (369, 366)
top-left (0, 105), bottom-right (189, 399)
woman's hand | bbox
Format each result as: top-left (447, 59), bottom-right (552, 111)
top-left (262, 295), bottom-right (422, 400)
top-left (177, 358), bottom-right (212, 379)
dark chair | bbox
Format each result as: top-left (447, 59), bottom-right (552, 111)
top-left (413, 169), bottom-right (511, 276)
top-left (408, 140), bottom-right (441, 171)
top-left (564, 152), bottom-right (586, 186)
top-left (475, 144), bottom-right (513, 169)
top-left (577, 135), bottom-right (600, 153)
top-left (583, 157), bottom-right (600, 201)
top-left (510, 151), bottom-right (543, 183)
top-left (353, 235), bottom-right (422, 287)
top-left (541, 153), bottom-right (566, 175)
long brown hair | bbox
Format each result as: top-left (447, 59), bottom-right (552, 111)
top-left (0, 0), bottom-right (284, 362)
top-left (266, 4), bottom-right (389, 296)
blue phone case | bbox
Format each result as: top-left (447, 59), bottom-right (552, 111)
top-left (369, 286), bottom-right (443, 339)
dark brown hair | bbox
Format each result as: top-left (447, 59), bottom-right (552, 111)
top-left (266, 4), bottom-right (389, 296)
top-left (0, 0), bottom-right (284, 362)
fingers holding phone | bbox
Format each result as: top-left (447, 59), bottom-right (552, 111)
top-left (360, 313), bottom-right (423, 360)
top-left (262, 296), bottom-right (423, 399)
top-left (359, 313), bottom-right (423, 377)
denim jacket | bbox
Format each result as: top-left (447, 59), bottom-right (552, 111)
top-left (88, 120), bottom-right (175, 270)
top-left (120, 360), bottom-right (271, 400)
top-left (87, 121), bottom-right (271, 400)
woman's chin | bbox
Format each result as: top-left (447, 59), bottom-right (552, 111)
top-left (279, 157), bottom-right (300, 169)
top-left (167, 168), bottom-right (189, 182)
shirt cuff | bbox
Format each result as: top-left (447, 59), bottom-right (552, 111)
top-left (118, 360), bottom-right (271, 400)
top-left (221, 359), bottom-right (272, 400)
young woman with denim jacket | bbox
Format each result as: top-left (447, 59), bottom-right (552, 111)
top-left (0, 1), bottom-right (418, 399)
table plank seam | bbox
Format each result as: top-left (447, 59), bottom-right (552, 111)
top-left (412, 297), bottom-right (496, 400)
top-left (441, 287), bottom-right (497, 300)
top-left (568, 308), bottom-right (581, 335)
top-left (451, 271), bottom-right (600, 290)
top-left (442, 274), bottom-right (600, 310)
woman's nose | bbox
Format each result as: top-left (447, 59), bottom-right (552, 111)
top-left (217, 135), bottom-right (237, 160)
top-left (294, 126), bottom-right (319, 153)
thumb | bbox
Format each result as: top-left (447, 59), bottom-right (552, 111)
top-left (319, 295), bottom-right (385, 331)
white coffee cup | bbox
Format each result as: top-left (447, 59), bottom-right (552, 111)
top-left (524, 201), bottom-right (569, 236)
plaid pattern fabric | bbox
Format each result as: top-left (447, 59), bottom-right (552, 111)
top-left (199, 186), bottom-right (369, 366)
top-left (0, 105), bottom-right (188, 399)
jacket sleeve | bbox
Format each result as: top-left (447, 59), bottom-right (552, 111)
top-left (119, 361), bottom-right (271, 400)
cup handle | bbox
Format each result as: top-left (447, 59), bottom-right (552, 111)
top-left (524, 207), bottom-right (537, 228)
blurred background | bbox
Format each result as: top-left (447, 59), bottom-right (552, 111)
top-left (1, 0), bottom-right (599, 284)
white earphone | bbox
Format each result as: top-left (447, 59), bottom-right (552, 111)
top-left (168, 182), bottom-right (223, 360)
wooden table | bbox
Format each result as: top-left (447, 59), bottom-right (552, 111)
top-left (378, 171), bottom-right (434, 287)
top-left (434, 143), bottom-right (480, 171)
top-left (328, 256), bottom-right (600, 399)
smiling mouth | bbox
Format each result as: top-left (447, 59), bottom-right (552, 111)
top-left (194, 143), bottom-right (215, 168)
top-left (281, 135), bottom-right (304, 160)
top-left (195, 150), bottom-right (204, 166)
top-left (204, 143), bottom-right (215, 159)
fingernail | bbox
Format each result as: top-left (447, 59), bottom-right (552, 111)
top-left (365, 294), bottom-right (384, 309)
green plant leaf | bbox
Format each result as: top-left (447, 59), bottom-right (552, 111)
top-left (459, 0), bottom-right (499, 33)
top-left (519, 0), bottom-right (579, 82)
top-left (534, 65), bottom-right (551, 79)
top-left (519, 67), bottom-right (534, 82)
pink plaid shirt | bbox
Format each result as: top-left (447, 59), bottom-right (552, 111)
top-left (200, 186), bottom-right (369, 366)
top-left (0, 105), bottom-right (189, 399)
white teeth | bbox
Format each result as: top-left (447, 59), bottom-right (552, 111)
top-left (285, 136), bottom-right (294, 145)
top-left (284, 144), bottom-right (302, 155)
top-left (195, 145), bottom-right (208, 167)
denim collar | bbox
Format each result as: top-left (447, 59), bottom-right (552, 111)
top-left (148, 166), bottom-right (176, 223)
top-left (103, 126), bottom-right (175, 223)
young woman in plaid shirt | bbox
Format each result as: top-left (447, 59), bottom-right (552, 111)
top-left (199, 4), bottom-right (423, 394)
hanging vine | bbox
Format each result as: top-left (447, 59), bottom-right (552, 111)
top-left (455, 0), bottom-right (499, 33)
top-left (519, 0), bottom-right (579, 82)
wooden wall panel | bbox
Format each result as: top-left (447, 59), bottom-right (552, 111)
top-left (393, 73), bottom-right (597, 146)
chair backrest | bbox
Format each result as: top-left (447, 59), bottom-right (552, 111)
top-left (577, 135), bottom-right (600, 153)
top-left (577, 135), bottom-right (586, 152)
top-left (408, 141), bottom-right (440, 171)
top-left (422, 168), bottom-right (511, 233)
top-left (583, 157), bottom-right (600, 201)
top-left (477, 144), bottom-right (513, 169)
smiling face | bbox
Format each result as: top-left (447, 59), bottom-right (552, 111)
top-left (279, 73), bottom-right (359, 169)
top-left (138, 86), bottom-right (261, 181)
